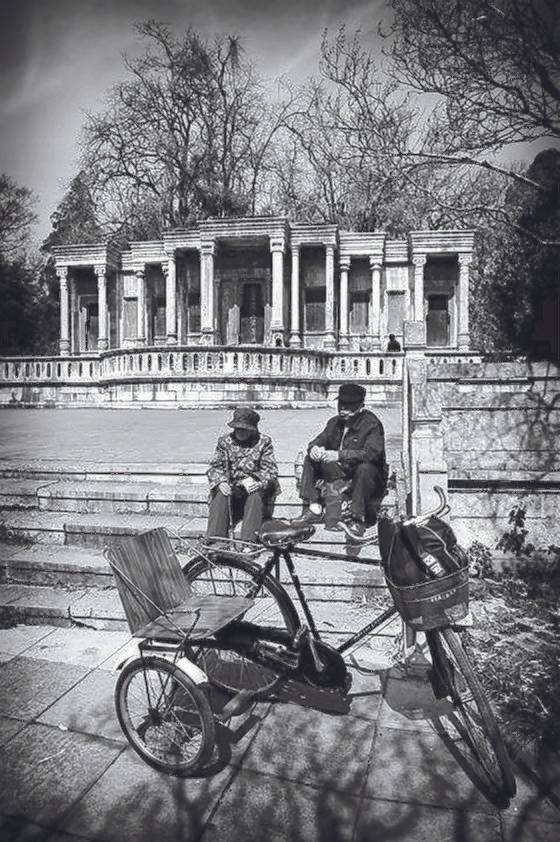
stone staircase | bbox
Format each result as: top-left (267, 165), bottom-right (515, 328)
top-left (0, 457), bottom-right (404, 642)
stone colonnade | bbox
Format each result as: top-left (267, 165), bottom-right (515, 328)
top-left (53, 224), bottom-right (475, 353)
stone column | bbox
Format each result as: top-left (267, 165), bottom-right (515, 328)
top-left (270, 236), bottom-right (285, 346)
top-left (458, 254), bottom-right (472, 350)
top-left (200, 240), bottom-right (215, 343)
top-left (369, 258), bottom-right (382, 348)
top-left (58, 266), bottom-right (70, 355)
top-left (135, 268), bottom-right (146, 345)
top-left (413, 255), bottom-right (426, 323)
top-left (339, 257), bottom-right (350, 349)
top-left (164, 251), bottom-right (177, 345)
top-left (324, 244), bottom-right (336, 349)
top-left (289, 245), bottom-right (301, 347)
top-left (94, 264), bottom-right (108, 351)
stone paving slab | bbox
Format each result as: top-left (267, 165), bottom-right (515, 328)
top-left (0, 715), bottom-right (26, 746)
top-left (0, 722), bottom-right (123, 828)
top-left (241, 702), bottom-right (375, 796)
top-left (365, 725), bottom-right (498, 815)
top-left (57, 742), bottom-right (238, 842)
top-left (0, 657), bottom-right (89, 721)
top-left (355, 798), bottom-right (502, 842)
top-left (23, 627), bottom-right (130, 670)
top-left (202, 768), bottom-right (360, 842)
top-left (377, 664), bottom-right (456, 734)
top-left (0, 624), bottom-right (55, 658)
top-left (0, 814), bottom-right (46, 842)
top-left (37, 668), bottom-right (125, 743)
top-left (501, 816), bottom-right (560, 841)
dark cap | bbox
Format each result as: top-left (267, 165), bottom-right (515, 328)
top-left (228, 407), bottom-right (260, 431)
top-left (337, 382), bottom-right (366, 406)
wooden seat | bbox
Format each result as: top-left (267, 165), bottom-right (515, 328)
top-left (105, 527), bottom-right (252, 641)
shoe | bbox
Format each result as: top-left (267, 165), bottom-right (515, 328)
top-left (338, 519), bottom-right (366, 542)
top-left (290, 508), bottom-right (323, 527)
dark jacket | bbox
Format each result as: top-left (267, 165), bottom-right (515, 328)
top-left (308, 409), bottom-right (386, 472)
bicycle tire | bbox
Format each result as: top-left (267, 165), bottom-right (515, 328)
top-left (182, 554), bottom-right (299, 695)
top-left (115, 655), bottom-right (215, 776)
top-left (430, 627), bottom-right (516, 800)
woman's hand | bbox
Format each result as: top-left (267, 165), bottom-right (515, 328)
top-left (218, 481), bottom-right (232, 496)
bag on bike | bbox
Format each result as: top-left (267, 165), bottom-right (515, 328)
top-left (379, 516), bottom-right (470, 631)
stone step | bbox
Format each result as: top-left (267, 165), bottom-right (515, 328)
top-left (0, 538), bottom-right (382, 594)
top-left (0, 498), bottom-right (390, 556)
top-left (0, 581), bottom-right (395, 641)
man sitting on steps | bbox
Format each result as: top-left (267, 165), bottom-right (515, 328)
top-left (291, 383), bottom-right (388, 539)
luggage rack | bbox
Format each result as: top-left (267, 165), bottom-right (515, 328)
top-left (176, 533), bottom-right (265, 563)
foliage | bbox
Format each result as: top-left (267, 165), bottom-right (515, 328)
top-left (496, 503), bottom-right (534, 557)
top-left (42, 171), bottom-right (103, 250)
top-left (466, 513), bottom-right (560, 756)
top-left (0, 174), bottom-right (37, 260)
top-left (465, 540), bottom-right (494, 578)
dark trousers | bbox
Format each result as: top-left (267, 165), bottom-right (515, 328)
top-left (206, 486), bottom-right (266, 542)
top-left (299, 456), bottom-right (385, 525)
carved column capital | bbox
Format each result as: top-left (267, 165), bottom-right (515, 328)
top-left (94, 264), bottom-right (107, 283)
top-left (369, 257), bottom-right (382, 271)
top-left (458, 253), bottom-right (473, 268)
top-left (270, 236), bottom-right (285, 253)
top-left (412, 254), bottom-right (427, 268)
top-left (339, 257), bottom-right (351, 272)
top-left (134, 267), bottom-right (145, 280)
top-left (57, 265), bottom-right (68, 284)
top-left (200, 240), bottom-right (215, 257)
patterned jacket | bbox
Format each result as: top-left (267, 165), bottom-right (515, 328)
top-left (207, 433), bottom-right (280, 493)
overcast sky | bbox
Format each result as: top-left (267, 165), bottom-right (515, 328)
top-left (0, 0), bottom-right (387, 241)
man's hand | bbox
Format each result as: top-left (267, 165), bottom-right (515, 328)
top-left (239, 477), bottom-right (260, 494)
top-left (320, 449), bottom-right (339, 463)
top-left (309, 445), bottom-right (325, 462)
top-left (218, 481), bottom-right (232, 496)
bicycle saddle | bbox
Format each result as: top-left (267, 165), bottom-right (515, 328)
top-left (259, 518), bottom-right (315, 548)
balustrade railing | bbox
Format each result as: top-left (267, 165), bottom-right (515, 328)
top-left (0, 347), bottom-right (404, 385)
top-left (1, 355), bottom-right (101, 383)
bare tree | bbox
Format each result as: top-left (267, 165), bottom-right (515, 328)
top-left (81, 21), bottom-right (296, 235)
top-left (383, 0), bottom-right (560, 243)
top-left (281, 28), bottom-right (500, 235)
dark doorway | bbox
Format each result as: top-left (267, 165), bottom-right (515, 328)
top-left (240, 282), bottom-right (264, 344)
top-left (426, 295), bottom-right (449, 346)
top-left (83, 301), bottom-right (98, 350)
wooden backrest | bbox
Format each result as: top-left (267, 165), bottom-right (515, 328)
top-left (106, 527), bottom-right (190, 635)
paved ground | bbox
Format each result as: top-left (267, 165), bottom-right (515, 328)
top-left (0, 407), bottom-right (401, 464)
top-left (1, 624), bottom-right (559, 842)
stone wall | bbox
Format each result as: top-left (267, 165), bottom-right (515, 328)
top-left (410, 354), bottom-right (560, 547)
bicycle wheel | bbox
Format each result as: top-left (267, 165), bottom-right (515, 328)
top-left (183, 554), bottom-right (299, 694)
top-left (115, 655), bottom-right (215, 776)
top-left (429, 627), bottom-right (516, 800)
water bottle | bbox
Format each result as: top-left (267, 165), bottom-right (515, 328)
top-left (422, 552), bottom-right (446, 578)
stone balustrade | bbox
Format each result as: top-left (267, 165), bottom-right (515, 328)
top-left (0, 347), bottom-right (403, 385)
top-left (1, 356), bottom-right (101, 383)
top-left (426, 350), bottom-right (482, 366)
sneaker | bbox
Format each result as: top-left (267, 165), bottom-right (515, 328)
top-left (338, 519), bottom-right (366, 541)
top-left (290, 508), bottom-right (323, 527)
